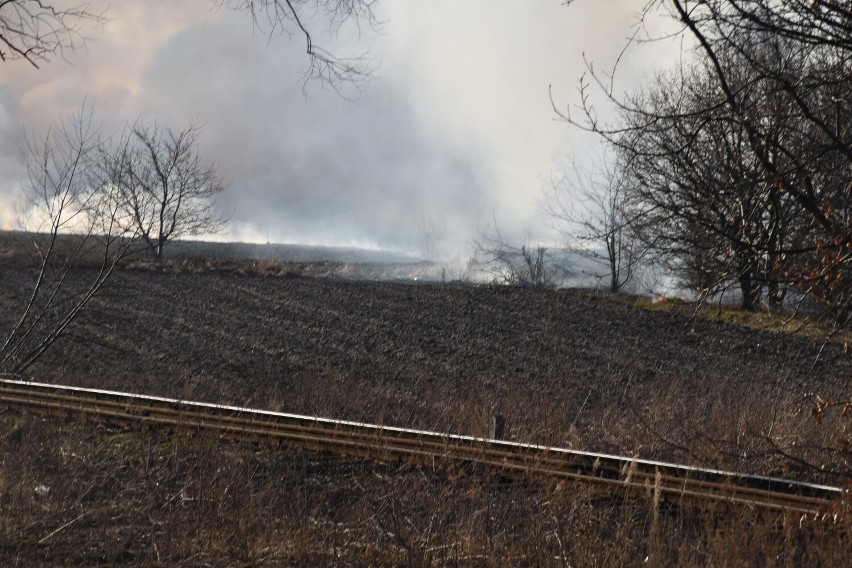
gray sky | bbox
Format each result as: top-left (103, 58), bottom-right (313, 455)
top-left (0, 1), bottom-right (678, 258)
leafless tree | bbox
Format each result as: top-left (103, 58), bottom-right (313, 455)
top-left (106, 120), bottom-right (229, 261)
top-left (1, 107), bottom-right (137, 376)
top-left (660, 2), bottom-right (852, 254)
top-left (3, 0), bottom-right (378, 91)
top-left (614, 54), bottom-right (804, 310)
top-left (473, 219), bottom-right (565, 288)
top-left (218, 0), bottom-right (379, 92)
top-left (558, 0), bottom-right (852, 473)
top-left (0, 0), bottom-right (105, 68)
top-left (417, 211), bottom-right (446, 262)
top-left (560, 0), bottom-right (852, 318)
top-left (547, 148), bottom-right (646, 293)
top-left (2, 0), bottom-right (375, 375)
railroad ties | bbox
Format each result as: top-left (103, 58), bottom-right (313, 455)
top-left (0, 379), bottom-right (844, 516)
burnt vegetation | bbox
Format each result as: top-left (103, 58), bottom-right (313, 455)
top-left (2, 239), bottom-right (852, 564)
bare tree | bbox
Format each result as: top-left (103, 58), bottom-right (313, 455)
top-left (218, 0), bottom-right (379, 92)
top-left (2, 111), bottom-right (228, 377)
top-left (473, 219), bottom-right (564, 288)
top-left (560, 0), bottom-right (852, 318)
top-left (614, 54), bottom-right (804, 310)
top-left (106, 120), bottom-right (229, 261)
top-left (0, 0), bottom-right (105, 68)
top-left (3, 0), bottom-right (378, 91)
top-left (547, 148), bottom-right (646, 293)
top-left (417, 210), bottom-right (446, 262)
top-left (558, 0), bottom-right (852, 475)
top-left (1, 107), bottom-right (137, 376)
top-left (2, 0), bottom-right (376, 376)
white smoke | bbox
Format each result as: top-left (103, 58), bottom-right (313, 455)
top-left (0, 1), bottom-right (679, 259)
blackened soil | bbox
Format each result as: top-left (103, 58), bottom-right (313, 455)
top-left (1, 256), bottom-right (850, 477)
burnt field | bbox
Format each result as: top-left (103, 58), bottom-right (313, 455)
top-left (2, 246), bottom-right (852, 565)
top-left (2, 248), bottom-right (851, 478)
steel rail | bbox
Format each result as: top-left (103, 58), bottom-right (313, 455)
top-left (0, 379), bottom-right (844, 515)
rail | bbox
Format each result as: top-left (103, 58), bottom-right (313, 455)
top-left (0, 379), bottom-right (844, 516)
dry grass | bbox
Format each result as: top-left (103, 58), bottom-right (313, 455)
top-left (3, 237), bottom-right (852, 564)
top-left (628, 293), bottom-right (852, 346)
top-left (1, 410), bottom-right (850, 567)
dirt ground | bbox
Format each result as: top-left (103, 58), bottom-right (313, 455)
top-left (2, 250), bottom-right (850, 478)
top-left (2, 245), bottom-right (852, 566)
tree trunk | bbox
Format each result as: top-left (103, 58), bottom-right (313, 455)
top-left (766, 278), bottom-right (785, 309)
top-left (739, 270), bottom-right (760, 311)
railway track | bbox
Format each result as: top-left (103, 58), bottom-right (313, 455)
top-left (0, 379), bottom-right (844, 516)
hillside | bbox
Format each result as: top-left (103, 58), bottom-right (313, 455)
top-left (2, 251), bottom-right (851, 565)
top-left (2, 253), bottom-right (850, 479)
